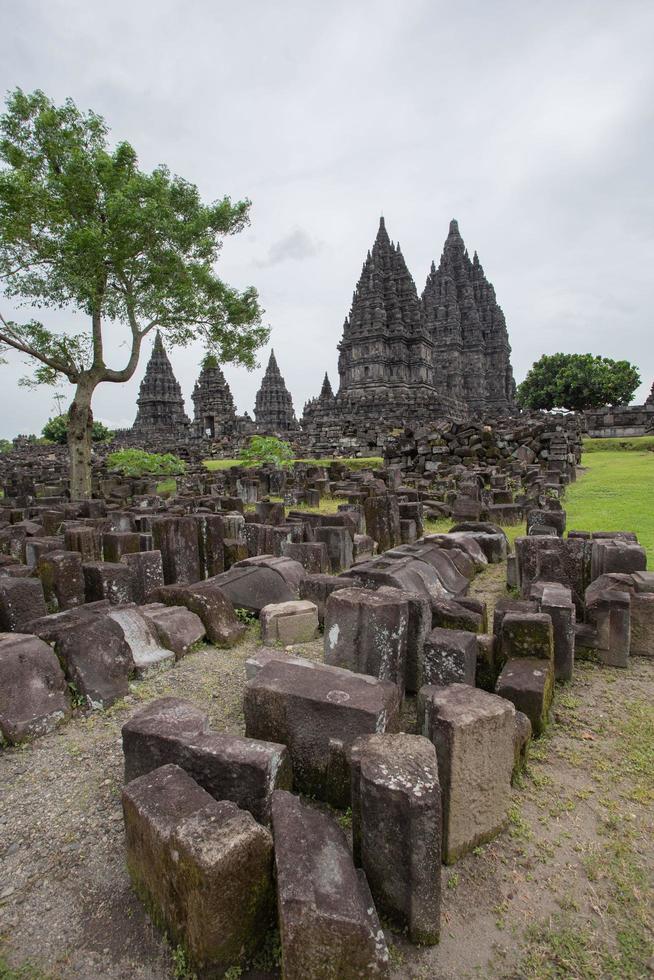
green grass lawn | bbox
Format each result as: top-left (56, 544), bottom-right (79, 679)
top-left (565, 450), bottom-right (653, 567)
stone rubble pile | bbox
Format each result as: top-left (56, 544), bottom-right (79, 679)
top-left (0, 443), bottom-right (652, 978)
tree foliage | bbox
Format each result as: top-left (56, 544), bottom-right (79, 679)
top-left (106, 449), bottom-right (186, 477)
top-left (42, 413), bottom-right (112, 444)
top-left (517, 353), bottom-right (641, 412)
top-left (0, 88), bottom-right (267, 496)
top-left (238, 435), bottom-right (294, 467)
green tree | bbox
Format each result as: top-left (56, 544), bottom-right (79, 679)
top-left (517, 353), bottom-right (641, 412)
top-left (0, 438), bottom-right (11, 453)
top-left (239, 435), bottom-right (294, 467)
top-left (42, 413), bottom-right (112, 445)
top-left (106, 448), bottom-right (186, 477)
top-left (0, 89), bottom-right (267, 498)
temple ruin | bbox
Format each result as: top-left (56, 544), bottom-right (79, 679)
top-left (126, 217), bottom-right (519, 448)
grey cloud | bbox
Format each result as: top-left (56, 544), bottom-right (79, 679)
top-left (257, 228), bottom-right (324, 267)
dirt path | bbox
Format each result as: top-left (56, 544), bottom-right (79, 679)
top-left (1, 567), bottom-right (652, 979)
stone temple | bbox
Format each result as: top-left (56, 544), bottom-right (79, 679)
top-left (253, 350), bottom-right (299, 432)
top-left (302, 216), bottom-right (516, 433)
top-left (191, 354), bottom-right (237, 439)
top-left (131, 331), bottom-right (190, 440)
top-left (127, 217), bottom-right (518, 447)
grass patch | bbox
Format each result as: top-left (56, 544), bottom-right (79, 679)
top-left (583, 435), bottom-right (654, 453)
top-left (202, 456), bottom-right (382, 472)
top-left (565, 451), bottom-right (654, 566)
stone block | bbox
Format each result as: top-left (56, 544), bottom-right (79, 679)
top-left (152, 516), bottom-right (202, 585)
top-left (102, 531), bottom-right (141, 563)
top-left (585, 585), bottom-right (631, 667)
top-left (500, 612), bottom-right (553, 662)
top-left (37, 550), bottom-right (85, 611)
top-left (315, 525), bottom-right (353, 573)
top-left (140, 603), bottom-right (205, 659)
top-left (83, 561), bottom-right (135, 605)
top-left (260, 600), bottom-right (319, 645)
top-left (422, 627), bottom-right (477, 688)
top-left (324, 587), bottom-right (408, 695)
top-left (540, 584), bottom-right (575, 680)
top-left (495, 658), bottom-right (553, 736)
top-left (244, 658), bottom-right (401, 807)
top-left (363, 493), bottom-right (401, 552)
top-left (271, 790), bottom-right (389, 979)
top-left (107, 607), bottom-right (175, 677)
top-left (351, 734), bottom-right (441, 944)
top-left (63, 525), bottom-right (101, 561)
top-left (281, 540), bottom-right (329, 574)
top-left (299, 574), bottom-right (361, 627)
top-left (375, 586), bottom-right (431, 695)
top-left (122, 764), bottom-right (274, 976)
top-left (122, 697), bottom-right (291, 825)
top-left (432, 597), bottom-right (483, 633)
top-left (149, 581), bottom-right (245, 647)
top-left (54, 615), bottom-right (134, 709)
top-left (120, 550), bottom-right (164, 604)
top-left (630, 592), bottom-right (654, 657)
top-left (0, 633), bottom-right (71, 743)
top-left (0, 576), bottom-right (47, 631)
top-left (418, 683), bottom-right (514, 862)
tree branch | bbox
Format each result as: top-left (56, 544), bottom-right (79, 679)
top-left (0, 312), bottom-right (73, 378)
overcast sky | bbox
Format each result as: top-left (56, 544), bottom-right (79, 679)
top-left (1, 0), bottom-right (653, 438)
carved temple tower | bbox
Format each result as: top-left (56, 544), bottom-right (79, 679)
top-left (421, 220), bottom-right (516, 414)
top-left (191, 355), bottom-right (237, 438)
top-left (131, 331), bottom-right (190, 439)
top-left (335, 217), bottom-right (459, 421)
top-left (254, 350), bottom-right (299, 431)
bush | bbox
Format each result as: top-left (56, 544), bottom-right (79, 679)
top-left (239, 436), bottom-right (294, 467)
top-left (42, 413), bottom-right (113, 445)
top-left (106, 449), bottom-right (187, 477)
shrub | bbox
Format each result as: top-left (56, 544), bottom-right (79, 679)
top-left (239, 435), bottom-right (294, 467)
top-left (106, 449), bottom-right (186, 477)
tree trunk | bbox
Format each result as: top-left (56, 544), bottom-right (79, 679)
top-left (68, 380), bottom-right (96, 500)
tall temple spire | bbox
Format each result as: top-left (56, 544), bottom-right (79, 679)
top-left (254, 350), bottom-right (298, 431)
top-left (422, 219), bottom-right (516, 414)
top-left (131, 331), bottom-right (190, 439)
top-left (191, 354), bottom-right (237, 439)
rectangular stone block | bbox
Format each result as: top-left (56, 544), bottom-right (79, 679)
top-left (0, 633), bottom-right (71, 743)
top-left (140, 603), bottom-right (205, 659)
top-left (120, 550), bottom-right (164, 604)
top-left (37, 550), bottom-right (85, 610)
top-left (500, 612), bottom-right (553, 663)
top-left (260, 600), bottom-right (319, 645)
top-left (244, 659), bottom-right (401, 807)
top-left (495, 657), bottom-right (554, 737)
top-left (83, 561), bottom-right (135, 605)
top-left (271, 790), bottom-right (389, 979)
top-left (0, 576), bottom-right (47, 630)
top-left (152, 516), bottom-right (202, 585)
top-left (324, 587), bottom-right (408, 695)
top-left (422, 627), bottom-right (477, 688)
top-left (540, 584), bottom-right (575, 680)
top-left (122, 697), bottom-right (292, 824)
top-left (351, 734), bottom-right (441, 944)
top-left (419, 683), bottom-right (514, 863)
top-left (122, 764), bottom-right (274, 976)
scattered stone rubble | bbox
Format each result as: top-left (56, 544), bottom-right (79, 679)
top-left (0, 433), bottom-right (652, 978)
